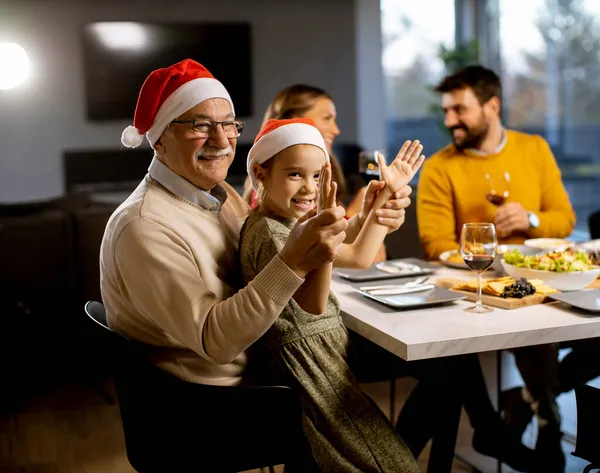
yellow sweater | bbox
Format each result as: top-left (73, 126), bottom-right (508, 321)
top-left (417, 130), bottom-right (576, 261)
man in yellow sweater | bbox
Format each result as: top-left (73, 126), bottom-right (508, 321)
top-left (418, 65), bottom-right (575, 472)
top-left (417, 66), bottom-right (575, 261)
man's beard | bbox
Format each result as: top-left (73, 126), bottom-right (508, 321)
top-left (448, 117), bottom-right (489, 151)
top-left (195, 145), bottom-right (234, 160)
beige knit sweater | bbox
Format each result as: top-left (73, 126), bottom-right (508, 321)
top-left (100, 159), bottom-right (360, 386)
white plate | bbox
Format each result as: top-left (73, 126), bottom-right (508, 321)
top-left (355, 286), bottom-right (466, 310)
top-left (548, 289), bottom-right (600, 313)
top-left (439, 250), bottom-right (468, 269)
top-left (497, 244), bottom-right (542, 256)
top-left (374, 261), bottom-right (423, 275)
top-left (578, 239), bottom-right (600, 252)
top-left (335, 258), bottom-right (437, 282)
top-left (500, 260), bottom-right (600, 291)
top-left (440, 245), bottom-right (542, 272)
top-left (524, 238), bottom-right (573, 252)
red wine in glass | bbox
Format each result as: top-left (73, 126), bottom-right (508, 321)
top-left (460, 223), bottom-right (498, 314)
top-left (485, 172), bottom-right (510, 206)
top-left (486, 191), bottom-right (509, 206)
top-left (463, 254), bottom-right (495, 273)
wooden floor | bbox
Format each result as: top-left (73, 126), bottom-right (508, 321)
top-left (0, 357), bottom-right (594, 473)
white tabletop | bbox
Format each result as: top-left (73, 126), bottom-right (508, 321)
top-left (331, 266), bottom-right (600, 361)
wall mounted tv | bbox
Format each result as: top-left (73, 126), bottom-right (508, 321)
top-left (82, 22), bottom-right (252, 121)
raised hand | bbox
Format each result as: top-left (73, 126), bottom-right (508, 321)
top-left (279, 205), bottom-right (347, 278)
top-left (318, 162), bottom-right (338, 214)
top-left (377, 140), bottom-right (425, 195)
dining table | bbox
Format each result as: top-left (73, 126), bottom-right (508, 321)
top-left (331, 262), bottom-right (600, 472)
top-left (332, 264), bottom-right (600, 362)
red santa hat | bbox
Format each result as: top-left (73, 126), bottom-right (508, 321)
top-left (247, 118), bottom-right (329, 189)
top-left (121, 59), bottom-right (234, 148)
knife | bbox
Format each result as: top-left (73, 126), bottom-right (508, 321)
top-left (359, 277), bottom-right (430, 291)
top-left (358, 284), bottom-right (435, 296)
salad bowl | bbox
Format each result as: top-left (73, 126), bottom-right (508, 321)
top-left (501, 249), bottom-right (600, 291)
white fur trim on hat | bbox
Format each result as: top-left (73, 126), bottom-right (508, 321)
top-left (247, 123), bottom-right (329, 189)
top-left (121, 125), bottom-right (145, 148)
top-left (145, 77), bottom-right (234, 147)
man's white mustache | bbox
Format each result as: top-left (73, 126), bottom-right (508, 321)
top-left (196, 146), bottom-right (234, 158)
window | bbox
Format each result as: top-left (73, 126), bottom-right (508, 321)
top-left (381, 0), bottom-right (455, 179)
top-left (500, 0), bottom-right (600, 235)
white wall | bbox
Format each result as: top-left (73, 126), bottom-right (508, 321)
top-left (0, 0), bottom-right (385, 202)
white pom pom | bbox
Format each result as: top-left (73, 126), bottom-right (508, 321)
top-left (121, 125), bottom-right (145, 148)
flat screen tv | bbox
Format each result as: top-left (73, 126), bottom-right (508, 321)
top-left (81, 22), bottom-right (252, 121)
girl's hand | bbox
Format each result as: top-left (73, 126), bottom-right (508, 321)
top-left (377, 140), bottom-right (425, 194)
top-left (318, 162), bottom-right (338, 214)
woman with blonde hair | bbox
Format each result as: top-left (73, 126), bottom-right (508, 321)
top-left (243, 84), bottom-right (387, 261)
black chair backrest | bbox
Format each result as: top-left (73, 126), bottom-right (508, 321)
top-left (84, 300), bottom-right (109, 329)
top-left (573, 384), bottom-right (600, 467)
top-left (83, 301), bottom-right (307, 472)
top-left (385, 188), bottom-right (425, 260)
top-left (589, 210), bottom-right (600, 240)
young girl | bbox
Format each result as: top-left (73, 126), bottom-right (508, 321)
top-left (239, 118), bottom-right (425, 473)
top-left (242, 84), bottom-right (388, 262)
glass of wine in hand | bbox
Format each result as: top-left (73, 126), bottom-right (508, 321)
top-left (460, 223), bottom-right (498, 313)
top-left (485, 171), bottom-right (510, 206)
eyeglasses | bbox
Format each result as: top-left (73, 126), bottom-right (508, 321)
top-left (170, 119), bottom-right (245, 138)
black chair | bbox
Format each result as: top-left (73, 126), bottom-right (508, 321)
top-left (572, 384), bottom-right (600, 472)
top-left (384, 188), bottom-right (425, 260)
top-left (84, 301), bottom-right (309, 473)
top-left (589, 210), bottom-right (600, 240)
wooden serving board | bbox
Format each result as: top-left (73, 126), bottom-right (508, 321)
top-left (435, 278), bottom-right (551, 310)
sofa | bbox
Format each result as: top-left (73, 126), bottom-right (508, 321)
top-left (0, 193), bottom-right (118, 409)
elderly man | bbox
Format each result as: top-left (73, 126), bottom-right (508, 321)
top-left (417, 65), bottom-right (578, 472)
top-left (101, 60), bottom-right (536, 472)
top-left (101, 59), bottom-right (411, 386)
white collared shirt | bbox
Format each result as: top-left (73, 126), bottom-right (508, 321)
top-left (148, 156), bottom-right (227, 212)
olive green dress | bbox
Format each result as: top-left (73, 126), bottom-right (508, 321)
top-left (239, 211), bottom-right (419, 473)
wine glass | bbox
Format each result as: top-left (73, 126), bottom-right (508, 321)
top-left (485, 171), bottom-right (510, 206)
top-left (358, 150), bottom-right (383, 176)
top-left (460, 223), bottom-right (498, 313)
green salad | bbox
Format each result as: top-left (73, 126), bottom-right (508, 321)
top-left (503, 249), bottom-right (593, 272)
